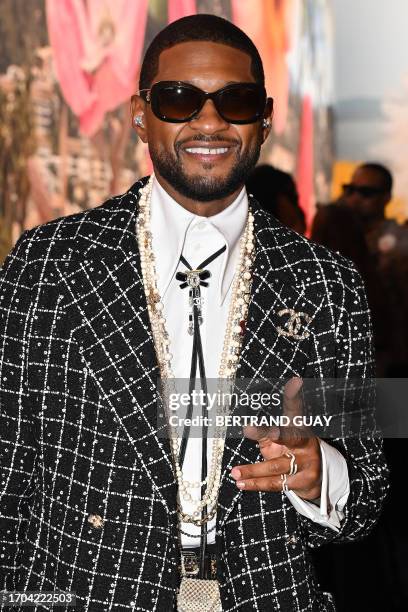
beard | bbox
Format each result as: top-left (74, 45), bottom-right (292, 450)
top-left (148, 134), bottom-right (262, 202)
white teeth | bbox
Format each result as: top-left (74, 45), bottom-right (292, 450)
top-left (185, 147), bottom-right (229, 155)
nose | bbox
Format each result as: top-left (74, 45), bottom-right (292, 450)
top-left (344, 191), bottom-right (363, 208)
top-left (189, 98), bottom-right (230, 134)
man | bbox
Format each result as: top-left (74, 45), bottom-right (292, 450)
top-left (0, 15), bottom-right (388, 612)
top-left (342, 162), bottom-right (408, 375)
top-left (339, 163), bottom-right (408, 610)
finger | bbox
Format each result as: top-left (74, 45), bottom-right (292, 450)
top-left (231, 474), bottom-right (306, 492)
top-left (249, 424), bottom-right (308, 451)
top-left (283, 376), bottom-right (303, 421)
top-left (257, 438), bottom-right (286, 460)
top-left (277, 424), bottom-right (308, 449)
top-left (242, 424), bottom-right (285, 460)
top-left (282, 468), bottom-right (322, 500)
top-left (234, 475), bottom-right (284, 491)
top-left (243, 424), bottom-right (302, 458)
top-left (233, 466), bottom-right (320, 494)
top-left (242, 424), bottom-right (280, 443)
top-left (230, 456), bottom-right (293, 481)
top-left (279, 377), bottom-right (313, 448)
top-left (241, 379), bottom-right (310, 451)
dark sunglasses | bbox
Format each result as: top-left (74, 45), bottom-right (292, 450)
top-left (137, 80), bottom-right (269, 124)
top-left (342, 183), bottom-right (387, 198)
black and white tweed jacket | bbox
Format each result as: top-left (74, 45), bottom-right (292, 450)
top-left (0, 177), bottom-right (389, 611)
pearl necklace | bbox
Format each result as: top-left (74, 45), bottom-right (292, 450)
top-left (136, 175), bottom-right (255, 526)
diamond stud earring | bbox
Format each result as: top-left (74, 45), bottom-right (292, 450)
top-left (262, 118), bottom-right (271, 128)
top-left (134, 116), bottom-right (144, 127)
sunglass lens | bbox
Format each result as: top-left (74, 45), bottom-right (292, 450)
top-left (218, 86), bottom-right (265, 122)
top-left (153, 85), bottom-right (203, 121)
top-left (343, 184), bottom-right (381, 198)
top-left (359, 187), bottom-right (379, 198)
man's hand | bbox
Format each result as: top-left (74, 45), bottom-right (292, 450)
top-left (230, 377), bottom-right (322, 501)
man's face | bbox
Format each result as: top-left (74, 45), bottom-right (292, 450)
top-left (342, 167), bottom-right (391, 221)
top-left (132, 41), bottom-right (272, 203)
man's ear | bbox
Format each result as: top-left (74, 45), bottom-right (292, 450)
top-left (383, 192), bottom-right (392, 207)
top-left (262, 97), bottom-right (274, 143)
top-left (130, 94), bottom-right (147, 143)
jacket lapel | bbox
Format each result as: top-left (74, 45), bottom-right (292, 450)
top-left (59, 178), bottom-right (178, 517)
top-left (216, 197), bottom-right (326, 528)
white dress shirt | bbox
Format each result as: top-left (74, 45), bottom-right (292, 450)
top-left (149, 176), bottom-right (350, 547)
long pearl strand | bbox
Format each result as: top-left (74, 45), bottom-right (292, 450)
top-left (136, 175), bottom-right (255, 526)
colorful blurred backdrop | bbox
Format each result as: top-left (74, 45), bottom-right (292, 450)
top-left (0, 0), bottom-right (335, 262)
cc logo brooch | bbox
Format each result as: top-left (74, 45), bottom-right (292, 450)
top-left (277, 308), bottom-right (312, 340)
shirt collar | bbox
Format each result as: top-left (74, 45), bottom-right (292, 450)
top-left (150, 176), bottom-right (248, 306)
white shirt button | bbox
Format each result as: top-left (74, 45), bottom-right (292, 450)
top-left (197, 221), bottom-right (207, 230)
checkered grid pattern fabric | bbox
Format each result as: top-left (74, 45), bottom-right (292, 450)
top-left (0, 177), bottom-right (389, 611)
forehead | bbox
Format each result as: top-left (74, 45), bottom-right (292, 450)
top-left (352, 167), bottom-right (384, 187)
top-left (155, 41), bottom-right (254, 89)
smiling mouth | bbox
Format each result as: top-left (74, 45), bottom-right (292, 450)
top-left (181, 145), bottom-right (235, 161)
top-left (185, 146), bottom-right (229, 154)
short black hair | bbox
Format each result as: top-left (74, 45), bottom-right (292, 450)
top-left (246, 164), bottom-right (300, 208)
top-left (139, 14), bottom-right (264, 91)
top-left (359, 162), bottom-right (393, 193)
top-left (246, 164), bottom-right (306, 228)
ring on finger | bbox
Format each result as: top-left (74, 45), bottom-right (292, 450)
top-left (284, 451), bottom-right (298, 476)
top-left (280, 473), bottom-right (289, 492)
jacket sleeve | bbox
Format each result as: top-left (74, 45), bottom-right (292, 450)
top-left (299, 263), bottom-right (390, 548)
top-left (0, 231), bottom-right (38, 591)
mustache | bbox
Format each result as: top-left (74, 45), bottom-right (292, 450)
top-left (175, 134), bottom-right (241, 152)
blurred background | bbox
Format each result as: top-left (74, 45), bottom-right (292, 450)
top-left (0, 1), bottom-right (407, 610)
top-left (2, 0), bottom-right (407, 259)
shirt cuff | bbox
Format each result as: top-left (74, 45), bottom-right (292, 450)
top-left (285, 438), bottom-right (350, 532)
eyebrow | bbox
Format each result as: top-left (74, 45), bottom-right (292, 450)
top-left (155, 79), bottom-right (255, 87)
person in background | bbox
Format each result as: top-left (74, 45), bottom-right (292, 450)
top-left (342, 163), bottom-right (408, 612)
top-left (246, 164), bottom-right (306, 234)
top-left (341, 162), bottom-right (408, 376)
top-left (342, 162), bottom-right (392, 230)
top-left (311, 169), bottom-right (408, 611)
top-left (311, 202), bottom-right (371, 272)
top-left (311, 202), bottom-right (388, 374)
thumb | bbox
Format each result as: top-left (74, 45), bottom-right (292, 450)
top-left (283, 376), bottom-right (303, 421)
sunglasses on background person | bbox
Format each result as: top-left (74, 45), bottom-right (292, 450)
top-left (135, 81), bottom-right (269, 124)
top-left (342, 183), bottom-right (388, 198)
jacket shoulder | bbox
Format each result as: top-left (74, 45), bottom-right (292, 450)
top-left (255, 206), bottom-right (362, 289)
top-left (15, 179), bottom-right (146, 264)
